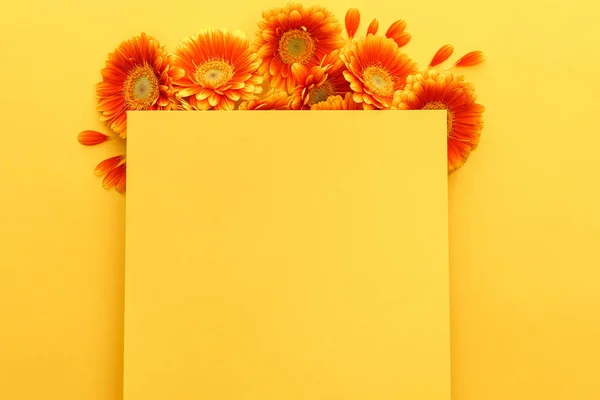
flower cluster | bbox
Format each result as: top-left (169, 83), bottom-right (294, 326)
top-left (78, 3), bottom-right (485, 193)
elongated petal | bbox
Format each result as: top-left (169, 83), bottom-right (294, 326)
top-left (102, 164), bottom-right (126, 190)
top-left (345, 8), bottom-right (360, 39)
top-left (77, 130), bottom-right (108, 146)
top-left (386, 20), bottom-right (406, 37)
top-left (367, 19), bottom-right (379, 36)
top-left (429, 44), bottom-right (454, 67)
top-left (115, 171), bottom-right (127, 193)
top-left (94, 155), bottom-right (124, 176)
top-left (392, 32), bottom-right (411, 47)
top-left (455, 51), bottom-right (485, 67)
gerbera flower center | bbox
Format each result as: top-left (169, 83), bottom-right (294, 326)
top-left (123, 64), bottom-right (160, 110)
top-left (308, 81), bottom-right (335, 105)
top-left (422, 101), bottom-right (454, 136)
top-left (363, 66), bottom-right (395, 97)
top-left (279, 29), bottom-right (316, 65)
top-left (195, 59), bottom-right (234, 89)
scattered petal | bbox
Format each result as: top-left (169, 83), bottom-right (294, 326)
top-left (115, 165), bottom-right (127, 193)
top-left (102, 163), bottom-right (126, 191)
top-left (77, 130), bottom-right (108, 146)
top-left (385, 20), bottom-right (410, 47)
top-left (94, 155), bottom-right (124, 176)
top-left (392, 32), bottom-right (411, 47)
top-left (386, 20), bottom-right (406, 39)
top-left (345, 8), bottom-right (360, 39)
top-left (429, 44), bottom-right (454, 67)
top-left (367, 19), bottom-right (379, 36)
top-left (454, 51), bottom-right (485, 67)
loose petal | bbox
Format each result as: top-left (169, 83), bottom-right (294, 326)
top-left (367, 19), bottom-right (379, 36)
top-left (429, 44), bottom-right (454, 67)
top-left (115, 171), bottom-right (127, 193)
top-left (94, 155), bottom-right (124, 176)
top-left (386, 20), bottom-right (406, 38)
top-left (77, 130), bottom-right (108, 146)
top-left (393, 32), bottom-right (411, 48)
top-left (102, 164), bottom-right (126, 190)
top-left (454, 51), bottom-right (485, 67)
top-left (345, 8), bottom-right (360, 39)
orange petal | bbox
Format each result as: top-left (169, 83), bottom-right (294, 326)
top-left (289, 9), bottom-right (302, 26)
top-left (345, 8), bottom-right (360, 39)
top-left (429, 44), bottom-right (454, 67)
top-left (208, 91), bottom-right (220, 107)
top-left (170, 67), bottom-right (186, 81)
top-left (386, 20), bottom-right (406, 37)
top-left (102, 163), bottom-right (126, 190)
top-left (115, 171), bottom-right (126, 193)
top-left (291, 63), bottom-right (309, 83)
top-left (392, 32), bottom-right (411, 48)
top-left (94, 155), bottom-right (124, 176)
top-left (77, 130), bottom-right (108, 146)
top-left (367, 19), bottom-right (379, 36)
top-left (454, 51), bottom-right (485, 67)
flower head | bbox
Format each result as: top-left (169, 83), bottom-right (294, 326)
top-left (342, 34), bottom-right (418, 109)
top-left (392, 69), bottom-right (484, 173)
top-left (173, 29), bottom-right (263, 110)
top-left (96, 33), bottom-right (178, 138)
top-left (253, 3), bottom-right (345, 93)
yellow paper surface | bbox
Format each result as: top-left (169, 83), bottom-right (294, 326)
top-left (124, 111), bottom-right (449, 399)
top-left (2, 1), bottom-right (600, 399)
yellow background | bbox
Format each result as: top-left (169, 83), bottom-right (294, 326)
top-left (1, 0), bottom-right (599, 399)
top-left (124, 111), bottom-right (449, 399)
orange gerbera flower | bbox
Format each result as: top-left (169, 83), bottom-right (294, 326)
top-left (239, 88), bottom-right (290, 110)
top-left (96, 33), bottom-right (178, 139)
top-left (290, 50), bottom-right (350, 110)
top-left (311, 93), bottom-right (361, 110)
top-left (173, 29), bottom-right (263, 110)
top-left (342, 35), bottom-right (418, 109)
top-left (392, 69), bottom-right (484, 173)
top-left (253, 3), bottom-right (345, 93)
